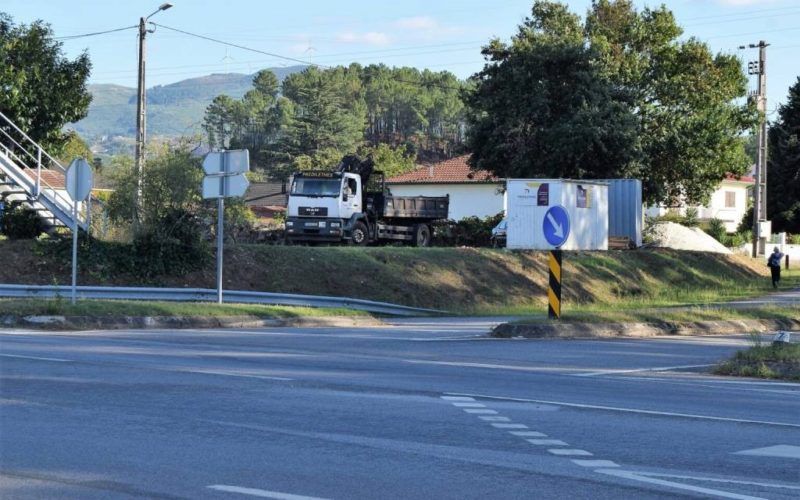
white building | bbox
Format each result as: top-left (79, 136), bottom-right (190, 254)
top-left (645, 175), bottom-right (755, 232)
top-left (386, 155), bottom-right (505, 221)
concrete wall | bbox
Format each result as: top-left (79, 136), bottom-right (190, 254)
top-left (387, 183), bottom-right (505, 221)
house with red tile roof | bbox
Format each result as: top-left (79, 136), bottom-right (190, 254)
top-left (645, 172), bottom-right (756, 232)
top-left (386, 155), bottom-right (504, 220)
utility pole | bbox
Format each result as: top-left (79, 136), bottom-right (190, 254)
top-left (740, 41), bottom-right (769, 258)
top-left (133, 3), bottom-right (173, 230)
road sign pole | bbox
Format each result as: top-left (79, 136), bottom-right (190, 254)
top-left (217, 196), bottom-right (224, 305)
top-left (548, 250), bottom-right (562, 320)
top-left (71, 201), bottom-right (78, 305)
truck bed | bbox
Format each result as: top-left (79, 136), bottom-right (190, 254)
top-left (379, 195), bottom-right (449, 220)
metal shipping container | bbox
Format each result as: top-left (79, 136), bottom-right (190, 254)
top-left (605, 179), bottom-right (643, 247)
top-left (506, 179), bottom-right (608, 250)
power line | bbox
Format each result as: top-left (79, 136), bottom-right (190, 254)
top-left (150, 23), bottom-right (465, 91)
top-left (56, 25), bottom-right (138, 41)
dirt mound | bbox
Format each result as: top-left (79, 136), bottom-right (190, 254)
top-left (650, 222), bottom-right (732, 254)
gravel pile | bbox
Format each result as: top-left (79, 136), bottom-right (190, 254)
top-left (649, 221), bottom-right (732, 254)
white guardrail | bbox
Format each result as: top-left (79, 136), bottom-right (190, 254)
top-left (0, 284), bottom-right (439, 317)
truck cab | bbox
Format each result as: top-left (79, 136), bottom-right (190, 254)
top-left (285, 171), bottom-right (364, 243)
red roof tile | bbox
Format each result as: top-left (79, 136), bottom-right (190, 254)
top-left (386, 155), bottom-right (500, 184)
top-left (23, 168), bottom-right (65, 189)
top-left (724, 173), bottom-right (755, 184)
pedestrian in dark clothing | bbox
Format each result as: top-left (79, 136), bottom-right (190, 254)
top-left (767, 247), bottom-right (785, 289)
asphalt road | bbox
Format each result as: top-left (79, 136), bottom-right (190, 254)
top-left (1, 319), bottom-right (798, 499)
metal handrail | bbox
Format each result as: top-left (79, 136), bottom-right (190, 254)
top-left (0, 112), bottom-right (90, 229)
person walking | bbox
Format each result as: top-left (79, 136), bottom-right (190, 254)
top-left (767, 246), bottom-right (785, 289)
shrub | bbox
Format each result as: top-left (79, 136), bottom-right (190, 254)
top-left (433, 212), bottom-right (504, 247)
top-left (706, 218), bottom-right (727, 243)
top-left (1, 201), bottom-right (46, 239)
top-left (683, 207), bottom-right (699, 227)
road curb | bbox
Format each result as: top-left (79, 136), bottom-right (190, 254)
top-left (0, 314), bottom-right (385, 331)
top-left (491, 318), bottom-right (800, 339)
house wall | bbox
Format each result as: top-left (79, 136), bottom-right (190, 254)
top-left (645, 181), bottom-right (751, 232)
top-left (387, 183), bottom-right (505, 220)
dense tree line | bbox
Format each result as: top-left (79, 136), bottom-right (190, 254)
top-left (767, 77), bottom-right (800, 234)
top-left (203, 64), bottom-right (467, 180)
top-left (466, 0), bottom-right (757, 206)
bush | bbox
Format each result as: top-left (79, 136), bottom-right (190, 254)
top-left (433, 212), bottom-right (504, 247)
top-left (1, 201), bottom-right (46, 239)
top-left (683, 207), bottom-right (699, 227)
top-left (790, 234), bottom-right (800, 244)
top-left (706, 218), bottom-right (727, 243)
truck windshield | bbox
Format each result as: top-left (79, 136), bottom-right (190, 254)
top-left (291, 178), bottom-right (341, 197)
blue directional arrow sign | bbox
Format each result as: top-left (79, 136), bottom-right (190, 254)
top-left (543, 205), bottom-right (570, 247)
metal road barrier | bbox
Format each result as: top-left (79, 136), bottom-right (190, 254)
top-left (0, 284), bottom-right (440, 317)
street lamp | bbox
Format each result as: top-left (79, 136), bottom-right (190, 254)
top-left (134, 2), bottom-right (173, 228)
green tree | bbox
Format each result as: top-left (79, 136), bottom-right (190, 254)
top-left (0, 13), bottom-right (91, 149)
top-left (466, 1), bottom-right (640, 182)
top-left (466, 1), bottom-right (757, 205)
top-left (58, 130), bottom-right (93, 166)
top-left (358, 143), bottom-right (417, 178)
top-left (767, 76), bottom-right (800, 233)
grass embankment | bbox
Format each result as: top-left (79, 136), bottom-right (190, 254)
top-left (509, 304), bottom-right (800, 324)
top-left (715, 341), bottom-right (800, 381)
top-left (0, 299), bottom-right (367, 319)
top-left (0, 238), bottom-right (793, 314)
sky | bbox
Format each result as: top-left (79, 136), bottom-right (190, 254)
top-left (4, 0), bottom-right (800, 113)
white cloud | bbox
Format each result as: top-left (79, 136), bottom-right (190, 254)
top-left (396, 16), bottom-right (439, 31)
top-left (335, 31), bottom-right (391, 45)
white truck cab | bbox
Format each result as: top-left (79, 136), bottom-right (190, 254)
top-left (285, 171), bottom-right (362, 242)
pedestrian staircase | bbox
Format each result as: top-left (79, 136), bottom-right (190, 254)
top-left (0, 110), bottom-right (89, 231)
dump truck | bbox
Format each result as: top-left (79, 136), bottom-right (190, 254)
top-left (285, 156), bottom-right (449, 246)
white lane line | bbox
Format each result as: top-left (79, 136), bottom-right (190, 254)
top-left (463, 409), bottom-right (498, 415)
top-left (0, 353), bottom-right (72, 362)
top-left (510, 431), bottom-right (547, 437)
top-left (734, 444), bottom-right (800, 459)
top-left (183, 369), bottom-right (292, 381)
top-left (595, 469), bottom-right (765, 500)
top-left (441, 396), bottom-right (475, 402)
top-left (527, 439), bottom-right (567, 446)
top-left (452, 403), bottom-right (485, 408)
top-left (633, 471), bottom-right (800, 491)
top-left (572, 460), bottom-right (619, 468)
top-left (548, 449), bottom-right (592, 456)
top-left (478, 416), bottom-right (510, 422)
top-left (575, 364), bottom-right (715, 377)
top-left (207, 484), bottom-right (329, 499)
top-left (491, 423), bottom-right (528, 429)
top-left (444, 392), bottom-right (800, 428)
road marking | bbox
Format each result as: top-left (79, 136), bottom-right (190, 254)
top-left (182, 369), bottom-right (293, 381)
top-left (548, 449), bottom-right (592, 456)
top-left (207, 485), bottom-right (328, 500)
top-left (441, 396), bottom-right (475, 402)
top-left (527, 439), bottom-right (567, 446)
top-left (575, 364), bottom-right (716, 377)
top-left (510, 431), bottom-right (547, 437)
top-left (632, 471), bottom-right (800, 491)
top-left (444, 392), bottom-right (800, 428)
top-left (595, 469), bottom-right (765, 500)
top-left (463, 409), bottom-right (497, 414)
top-left (573, 460), bottom-right (619, 468)
top-left (478, 416), bottom-right (510, 422)
top-left (452, 402), bottom-right (485, 408)
top-left (491, 423), bottom-right (528, 429)
top-left (734, 445), bottom-right (800, 459)
top-left (0, 353), bottom-right (71, 362)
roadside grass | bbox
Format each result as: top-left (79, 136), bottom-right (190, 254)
top-left (714, 342), bottom-right (800, 381)
top-left (0, 298), bottom-right (369, 318)
top-left (504, 304), bottom-right (800, 325)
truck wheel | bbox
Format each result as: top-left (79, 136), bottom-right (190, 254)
top-left (413, 224), bottom-right (431, 247)
top-left (350, 221), bottom-right (369, 246)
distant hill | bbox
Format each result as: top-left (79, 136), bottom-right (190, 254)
top-left (71, 66), bottom-right (306, 143)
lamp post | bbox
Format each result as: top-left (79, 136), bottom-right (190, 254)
top-left (134, 2), bottom-right (173, 229)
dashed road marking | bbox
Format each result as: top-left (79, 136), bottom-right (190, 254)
top-left (548, 449), bottom-right (592, 456)
top-left (0, 353), bottom-right (72, 362)
top-left (452, 402), bottom-right (485, 408)
top-left (573, 460), bottom-right (619, 468)
top-left (463, 409), bottom-right (497, 414)
top-left (510, 431), bottom-right (547, 437)
top-left (207, 484), bottom-right (329, 499)
top-left (527, 439), bottom-right (567, 446)
top-left (441, 396), bottom-right (475, 402)
top-left (478, 416), bottom-right (510, 422)
top-left (490, 423), bottom-right (528, 429)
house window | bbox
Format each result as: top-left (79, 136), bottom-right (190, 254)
top-left (724, 191), bottom-right (736, 208)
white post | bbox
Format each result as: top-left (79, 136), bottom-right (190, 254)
top-left (35, 148), bottom-right (41, 197)
top-left (217, 196), bottom-right (224, 305)
top-left (71, 200), bottom-right (78, 305)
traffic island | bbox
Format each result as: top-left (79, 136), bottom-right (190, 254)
top-left (714, 342), bottom-right (800, 381)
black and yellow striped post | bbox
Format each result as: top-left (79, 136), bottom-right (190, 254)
top-left (548, 250), bottom-right (562, 319)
